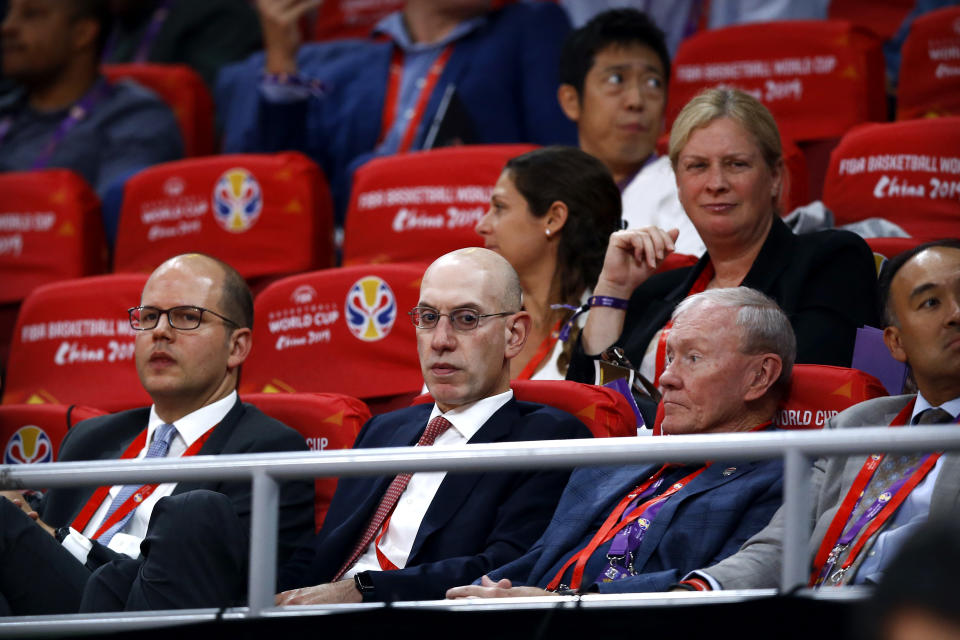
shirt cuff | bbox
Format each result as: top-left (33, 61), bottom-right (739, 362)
top-left (680, 570), bottom-right (722, 591)
top-left (260, 81), bottom-right (312, 103)
top-left (61, 527), bottom-right (93, 564)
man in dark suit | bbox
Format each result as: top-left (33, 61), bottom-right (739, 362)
top-left (0, 253), bottom-right (314, 614)
top-left (446, 287), bottom-right (789, 597)
top-left (274, 248), bottom-right (591, 604)
top-left (689, 239), bottom-right (960, 591)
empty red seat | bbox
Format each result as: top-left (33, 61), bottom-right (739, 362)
top-left (342, 145), bottom-right (536, 266)
top-left (896, 6), bottom-right (960, 121)
top-left (413, 379), bottom-right (637, 438)
top-left (823, 117), bottom-right (960, 240)
top-left (2, 274), bottom-right (151, 412)
top-left (113, 153), bottom-right (335, 283)
top-left (828, 0), bottom-right (914, 40)
top-left (243, 392), bottom-right (370, 530)
top-left (241, 263), bottom-right (425, 405)
top-left (1, 404), bottom-right (106, 465)
top-left (103, 63), bottom-right (215, 157)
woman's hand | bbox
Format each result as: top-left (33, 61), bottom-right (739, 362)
top-left (593, 227), bottom-right (679, 299)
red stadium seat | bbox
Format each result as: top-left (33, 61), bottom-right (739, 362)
top-left (653, 364), bottom-right (888, 434)
top-left (113, 153), bottom-right (335, 284)
top-left (823, 118), bottom-right (960, 240)
top-left (240, 263), bottom-right (425, 408)
top-left (0, 170), bottom-right (108, 368)
top-left (243, 392), bottom-right (370, 530)
top-left (1, 404), bottom-right (106, 465)
top-left (102, 63), bottom-right (215, 157)
top-left (2, 274), bottom-right (151, 412)
top-left (896, 6), bottom-right (960, 121)
top-left (412, 379), bottom-right (637, 438)
top-left (342, 145), bottom-right (537, 266)
top-left (828, 0), bottom-right (914, 40)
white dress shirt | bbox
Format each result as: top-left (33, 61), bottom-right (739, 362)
top-left (346, 390), bottom-right (513, 577)
top-left (61, 392), bottom-right (237, 562)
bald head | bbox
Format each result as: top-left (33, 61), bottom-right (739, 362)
top-left (424, 248), bottom-right (522, 311)
top-left (146, 254), bottom-right (253, 329)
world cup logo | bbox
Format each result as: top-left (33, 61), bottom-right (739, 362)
top-left (345, 277), bottom-right (396, 342)
top-left (212, 168), bottom-right (262, 233)
top-left (4, 426), bottom-right (53, 464)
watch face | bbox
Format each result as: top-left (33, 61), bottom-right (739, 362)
top-left (354, 572), bottom-right (374, 592)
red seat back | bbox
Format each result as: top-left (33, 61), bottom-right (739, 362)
top-left (653, 364), bottom-right (889, 434)
top-left (243, 392), bottom-right (370, 530)
top-left (0, 170), bottom-right (107, 306)
top-left (310, 0), bottom-right (403, 40)
top-left (1, 404), bottom-right (106, 465)
top-left (113, 153), bottom-right (335, 281)
top-left (241, 263), bottom-right (425, 402)
top-left (342, 145), bottom-right (537, 266)
top-left (412, 379), bottom-right (636, 438)
top-left (2, 274), bottom-right (152, 412)
top-left (823, 118), bottom-right (960, 240)
top-left (102, 63), bottom-right (215, 157)
top-left (896, 7), bottom-right (960, 121)
top-left (668, 20), bottom-right (886, 144)
top-left (828, 0), bottom-right (914, 40)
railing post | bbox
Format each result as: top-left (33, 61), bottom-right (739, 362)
top-left (247, 470), bottom-right (280, 617)
top-left (781, 448), bottom-right (813, 592)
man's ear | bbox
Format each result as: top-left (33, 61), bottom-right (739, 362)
top-left (557, 84), bottom-right (581, 123)
top-left (71, 17), bottom-right (100, 52)
top-left (504, 311), bottom-right (531, 360)
top-left (227, 328), bottom-right (253, 370)
top-left (883, 325), bottom-right (909, 364)
top-left (743, 354), bottom-right (782, 402)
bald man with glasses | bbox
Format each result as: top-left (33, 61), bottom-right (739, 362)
top-left (271, 248), bottom-right (591, 605)
top-left (0, 253), bottom-right (314, 615)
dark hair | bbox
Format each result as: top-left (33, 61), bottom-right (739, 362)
top-left (70, 0), bottom-right (112, 57)
top-left (216, 259), bottom-right (254, 331)
top-left (559, 8), bottom-right (670, 98)
top-left (877, 238), bottom-right (960, 326)
top-left (504, 146), bottom-right (621, 307)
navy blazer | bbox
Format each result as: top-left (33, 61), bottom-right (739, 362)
top-left (487, 455), bottom-right (784, 593)
top-left (567, 218), bottom-right (881, 383)
top-left (279, 399), bottom-right (591, 602)
top-left (39, 399), bottom-right (315, 567)
top-left (216, 3), bottom-right (577, 219)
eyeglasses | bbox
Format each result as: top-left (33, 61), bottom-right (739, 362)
top-left (408, 306), bottom-right (516, 331)
top-left (128, 305), bottom-right (240, 331)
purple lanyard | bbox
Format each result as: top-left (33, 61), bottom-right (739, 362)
top-left (600, 476), bottom-right (667, 581)
top-left (0, 79), bottom-right (113, 170)
top-left (814, 455), bottom-right (933, 587)
top-left (102, 0), bottom-right (173, 62)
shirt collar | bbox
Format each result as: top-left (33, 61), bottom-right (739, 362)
top-left (147, 390), bottom-right (237, 446)
top-left (429, 389), bottom-right (513, 441)
top-left (911, 392), bottom-right (960, 424)
top-left (373, 11), bottom-right (486, 53)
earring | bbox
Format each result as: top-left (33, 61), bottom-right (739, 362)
top-left (545, 229), bottom-right (551, 237)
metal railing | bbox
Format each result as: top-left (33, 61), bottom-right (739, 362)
top-left (2, 425), bottom-right (959, 633)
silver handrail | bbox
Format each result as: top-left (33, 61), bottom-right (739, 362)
top-left (2, 426), bottom-right (958, 624)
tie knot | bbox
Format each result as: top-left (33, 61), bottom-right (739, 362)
top-left (915, 408), bottom-right (954, 425)
top-left (154, 423), bottom-right (178, 446)
top-left (419, 415), bottom-right (453, 446)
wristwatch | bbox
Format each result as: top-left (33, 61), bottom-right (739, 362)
top-left (55, 526), bottom-right (71, 544)
top-left (354, 571), bottom-right (375, 598)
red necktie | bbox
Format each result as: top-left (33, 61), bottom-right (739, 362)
top-left (332, 415), bottom-right (453, 580)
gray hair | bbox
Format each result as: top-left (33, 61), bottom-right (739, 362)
top-left (672, 287), bottom-right (796, 395)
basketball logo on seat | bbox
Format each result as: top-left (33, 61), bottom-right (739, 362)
top-left (4, 425), bottom-right (53, 464)
top-left (212, 168), bottom-right (262, 233)
top-left (345, 277), bottom-right (396, 342)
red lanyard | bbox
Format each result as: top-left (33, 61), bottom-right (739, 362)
top-left (375, 513), bottom-right (401, 570)
top-left (653, 262), bottom-right (715, 386)
top-left (378, 44), bottom-right (454, 153)
top-left (517, 320), bottom-right (563, 380)
top-left (809, 399), bottom-right (940, 586)
top-left (545, 463), bottom-right (710, 592)
top-left (71, 425), bottom-right (215, 538)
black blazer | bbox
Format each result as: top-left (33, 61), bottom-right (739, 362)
top-left (40, 399), bottom-right (315, 566)
top-left (279, 399), bottom-right (591, 602)
top-left (567, 218), bottom-right (881, 383)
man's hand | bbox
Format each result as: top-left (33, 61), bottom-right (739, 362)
top-left (1, 490), bottom-right (56, 536)
top-left (257, 0), bottom-right (322, 75)
top-left (275, 579), bottom-right (362, 605)
top-left (445, 575), bottom-right (554, 599)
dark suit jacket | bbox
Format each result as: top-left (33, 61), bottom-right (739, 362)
top-left (567, 218), bottom-right (881, 383)
top-left (40, 398), bottom-right (315, 566)
top-left (486, 455), bottom-right (784, 593)
top-left (279, 399), bottom-right (591, 602)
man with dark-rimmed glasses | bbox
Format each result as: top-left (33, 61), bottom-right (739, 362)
top-left (0, 253), bottom-right (314, 614)
top-left (273, 247), bottom-right (591, 604)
